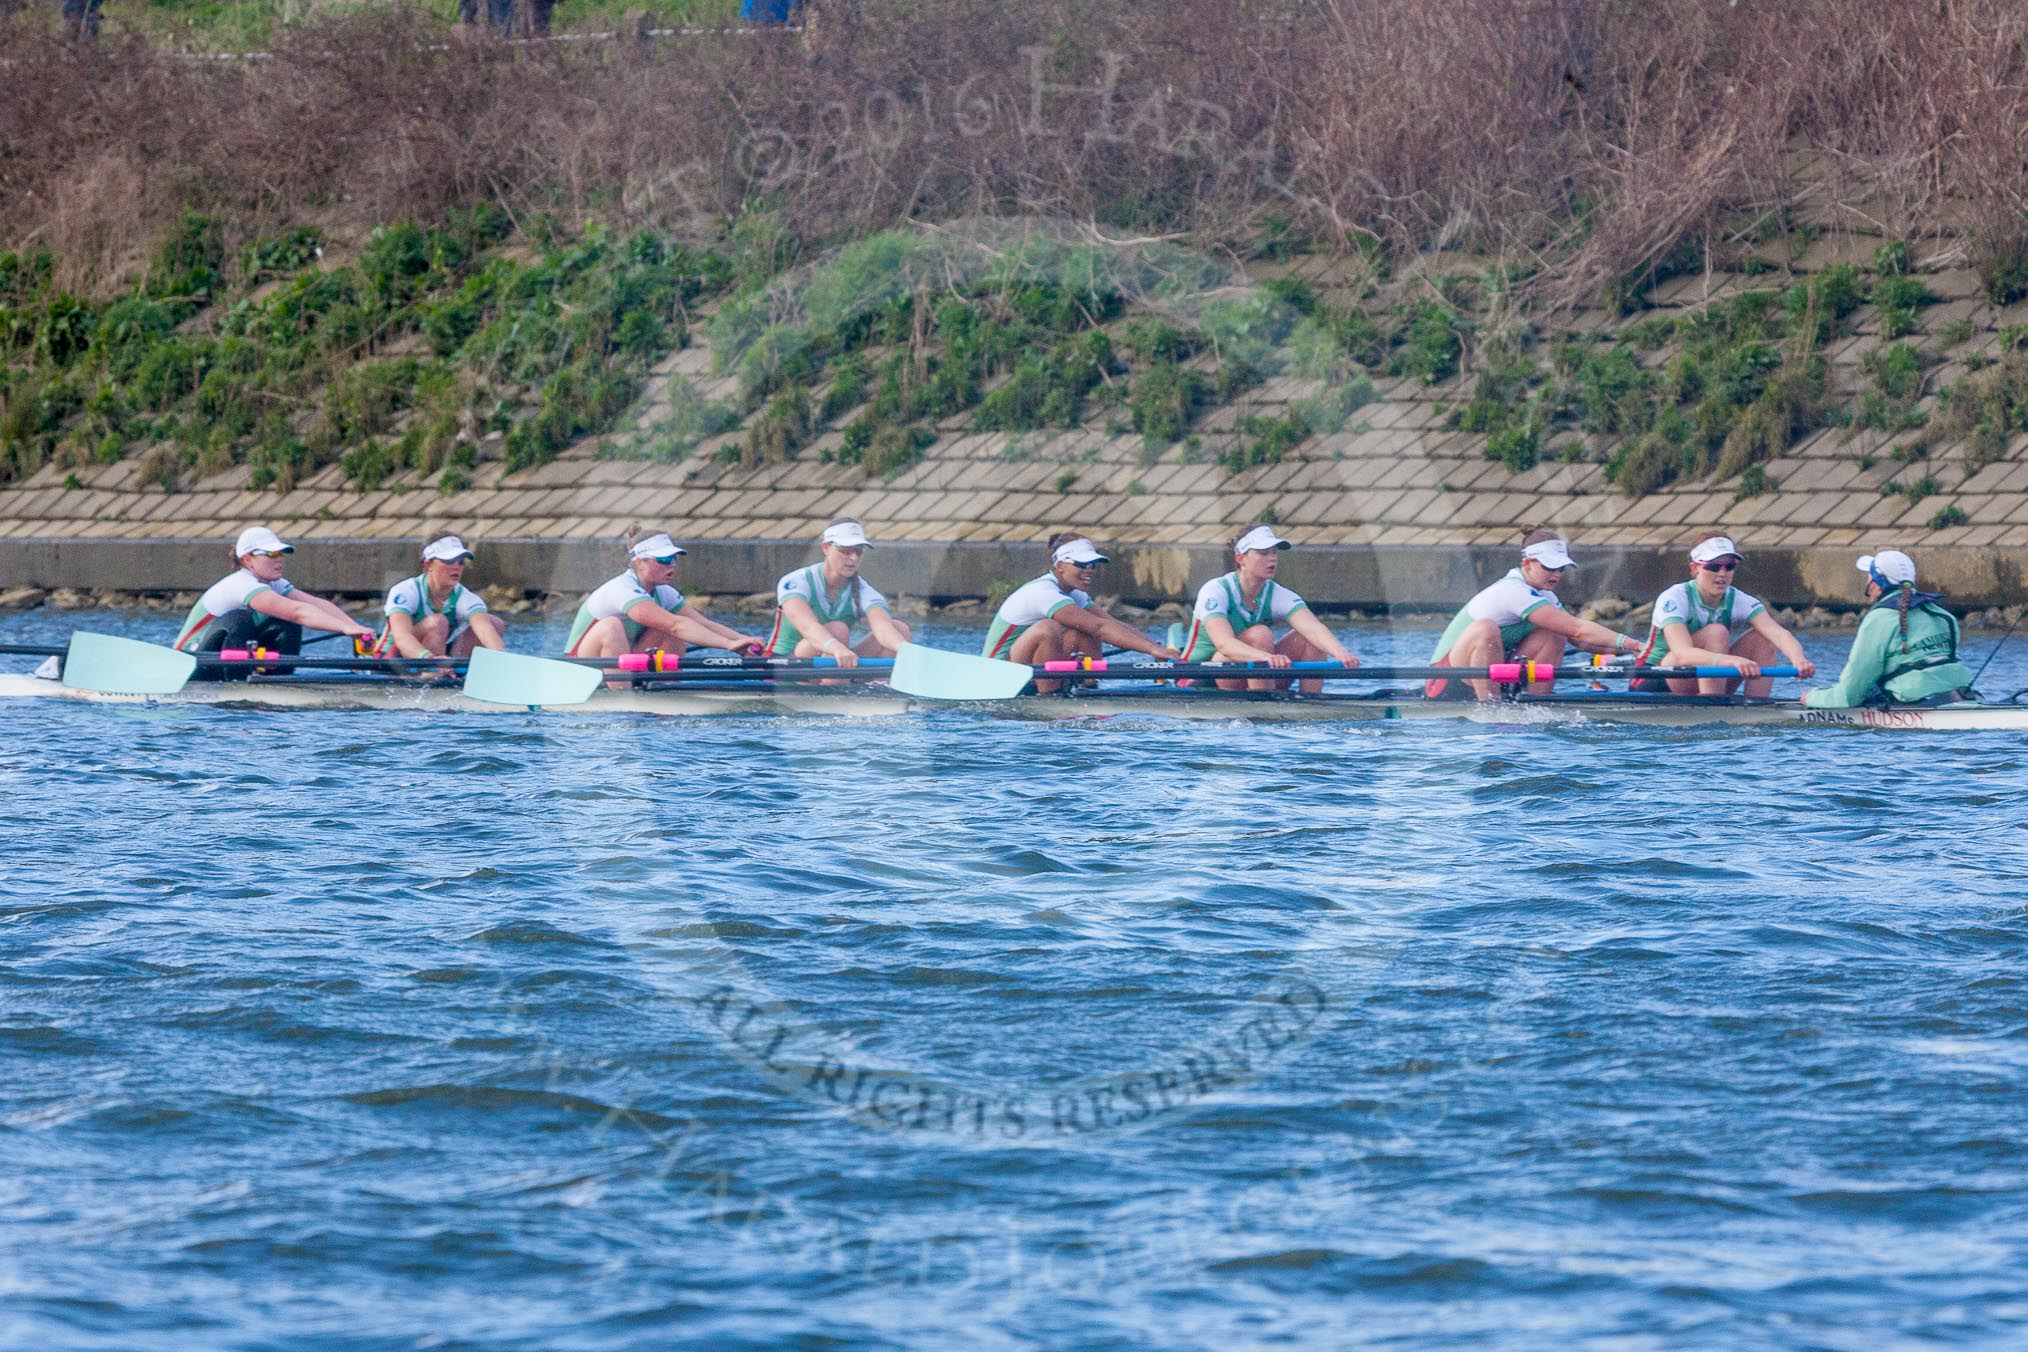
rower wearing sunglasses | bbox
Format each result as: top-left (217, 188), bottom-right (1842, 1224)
top-left (1630, 533), bottom-right (1812, 695)
top-left (984, 532), bottom-right (1181, 692)
top-left (564, 528), bottom-right (767, 661)
top-left (174, 525), bottom-right (378, 659)
top-left (1427, 527), bottom-right (1645, 700)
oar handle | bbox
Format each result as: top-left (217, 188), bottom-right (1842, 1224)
top-left (611, 652), bottom-right (894, 672)
top-left (0, 643), bottom-right (65, 657)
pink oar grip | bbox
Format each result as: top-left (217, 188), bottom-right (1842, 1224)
top-left (616, 653), bottom-right (650, 672)
top-left (220, 648), bottom-right (252, 661)
top-left (1487, 662), bottom-right (1522, 683)
top-left (1042, 660), bottom-right (1108, 672)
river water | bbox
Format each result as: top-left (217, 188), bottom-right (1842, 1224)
top-left (5, 608), bottom-right (2028, 1349)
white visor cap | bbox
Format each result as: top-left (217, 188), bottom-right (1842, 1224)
top-left (629, 533), bottom-right (688, 561)
top-left (234, 526), bottom-right (293, 557)
top-left (1052, 539), bottom-right (1111, 567)
top-left (1858, 550), bottom-right (1917, 585)
top-left (821, 521), bottom-right (872, 549)
top-left (422, 536), bottom-right (474, 564)
top-left (1689, 536), bottom-right (1743, 565)
top-left (1521, 538), bottom-right (1577, 570)
top-left (1233, 525), bottom-right (1293, 554)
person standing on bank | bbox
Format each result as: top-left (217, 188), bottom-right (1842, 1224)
top-left (565, 529), bottom-right (768, 661)
top-left (1182, 524), bottom-right (1359, 692)
top-left (1804, 550), bottom-right (1978, 708)
top-left (378, 534), bottom-right (506, 661)
top-left (174, 526), bottom-right (379, 657)
top-left (984, 533), bottom-right (1182, 692)
top-left (764, 520), bottom-right (911, 667)
top-left (1427, 527), bottom-right (1646, 700)
top-left (1630, 532), bottom-right (1814, 695)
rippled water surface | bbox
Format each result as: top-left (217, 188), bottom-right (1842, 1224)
top-left (6, 609), bottom-right (2028, 1349)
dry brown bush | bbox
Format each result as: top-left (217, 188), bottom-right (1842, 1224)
top-left (1, 0), bottom-right (2024, 298)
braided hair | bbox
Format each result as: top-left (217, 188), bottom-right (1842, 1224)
top-left (1896, 580), bottom-right (1914, 651)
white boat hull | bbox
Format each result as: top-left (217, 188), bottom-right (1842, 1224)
top-left (4, 672), bottom-right (2024, 729)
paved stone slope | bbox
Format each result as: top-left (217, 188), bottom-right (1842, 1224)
top-left (4, 242), bottom-right (2027, 564)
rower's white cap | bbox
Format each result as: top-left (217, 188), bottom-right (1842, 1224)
top-left (1690, 535), bottom-right (1743, 564)
top-left (1858, 550), bottom-right (1917, 585)
top-left (820, 521), bottom-right (872, 549)
top-left (1521, 538), bottom-right (1577, 570)
top-left (1234, 525), bottom-right (1293, 554)
top-left (422, 535), bottom-right (474, 564)
top-left (1052, 538), bottom-right (1110, 567)
top-left (234, 525), bottom-right (293, 557)
top-left (629, 533), bottom-right (687, 561)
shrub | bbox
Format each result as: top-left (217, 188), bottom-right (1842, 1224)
top-left (1929, 504), bottom-right (1969, 529)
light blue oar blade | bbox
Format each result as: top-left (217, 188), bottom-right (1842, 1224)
top-left (461, 648), bottom-right (602, 708)
top-left (890, 642), bottom-right (1033, 701)
top-left (63, 632), bottom-right (198, 695)
top-left (1165, 621), bottom-right (1187, 651)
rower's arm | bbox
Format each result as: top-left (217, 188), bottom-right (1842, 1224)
top-left (1653, 620), bottom-right (1741, 668)
top-left (1749, 610), bottom-right (1814, 677)
top-left (1065, 604), bottom-right (1178, 659)
top-left (1529, 605), bottom-right (1640, 656)
top-left (682, 605), bottom-right (763, 653)
top-left (866, 605), bottom-right (908, 652)
top-left (384, 610), bottom-right (431, 659)
top-left (1288, 607), bottom-right (1357, 665)
top-left (1804, 612), bottom-right (1891, 708)
top-left (779, 596), bottom-right (849, 658)
top-left (251, 587), bottom-right (374, 638)
top-left (1203, 615), bottom-right (1274, 663)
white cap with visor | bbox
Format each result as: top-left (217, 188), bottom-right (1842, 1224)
top-left (422, 536), bottom-right (475, 564)
top-left (235, 526), bottom-right (294, 557)
top-left (1233, 525), bottom-right (1293, 554)
top-left (821, 521), bottom-right (872, 549)
top-left (1857, 550), bottom-right (1917, 586)
top-left (1052, 539), bottom-right (1110, 567)
top-left (629, 533), bottom-right (687, 562)
top-left (1521, 538), bottom-right (1577, 570)
top-left (1689, 536), bottom-right (1743, 564)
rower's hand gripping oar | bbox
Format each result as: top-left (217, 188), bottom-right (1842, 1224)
top-left (890, 642), bottom-right (1034, 700)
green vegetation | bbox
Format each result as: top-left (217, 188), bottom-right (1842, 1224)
top-left (0, 209), bottom-right (731, 491)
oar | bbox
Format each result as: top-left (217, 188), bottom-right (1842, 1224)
top-left (460, 648), bottom-right (603, 708)
top-left (61, 632), bottom-right (200, 695)
top-left (890, 643), bottom-right (1034, 700)
top-left (1039, 659), bottom-right (1801, 682)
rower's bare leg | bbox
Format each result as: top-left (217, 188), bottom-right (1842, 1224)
top-left (1684, 622), bottom-right (1733, 695)
top-left (447, 614), bottom-right (504, 661)
top-left (1444, 618), bottom-right (1505, 701)
top-left (1729, 627), bottom-right (1781, 697)
top-left (1010, 619), bottom-right (1074, 693)
top-left (573, 616), bottom-right (632, 661)
top-left (1511, 627), bottom-right (1567, 696)
top-left (855, 618), bottom-right (908, 659)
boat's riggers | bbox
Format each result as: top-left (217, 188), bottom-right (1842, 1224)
top-left (613, 651), bottom-right (895, 672)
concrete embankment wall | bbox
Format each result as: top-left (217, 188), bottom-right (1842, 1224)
top-left (4, 537), bottom-right (2025, 617)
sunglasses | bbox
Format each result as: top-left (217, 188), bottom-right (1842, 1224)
top-left (645, 555), bottom-right (680, 566)
top-left (1700, 560), bottom-right (1739, 573)
top-left (248, 550), bottom-right (290, 559)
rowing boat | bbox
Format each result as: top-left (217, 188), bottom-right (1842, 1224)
top-left (4, 670), bottom-right (2022, 729)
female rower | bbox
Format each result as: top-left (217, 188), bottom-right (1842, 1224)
top-left (1804, 550), bottom-right (1977, 708)
top-left (763, 519), bottom-right (911, 667)
top-left (565, 528), bottom-right (768, 660)
top-left (1183, 524), bottom-right (1358, 692)
top-left (1630, 532), bottom-right (1812, 695)
top-left (174, 526), bottom-right (378, 657)
top-left (379, 534), bottom-right (506, 661)
top-left (1427, 528), bottom-right (1646, 700)
top-left (983, 532), bottom-right (1181, 692)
